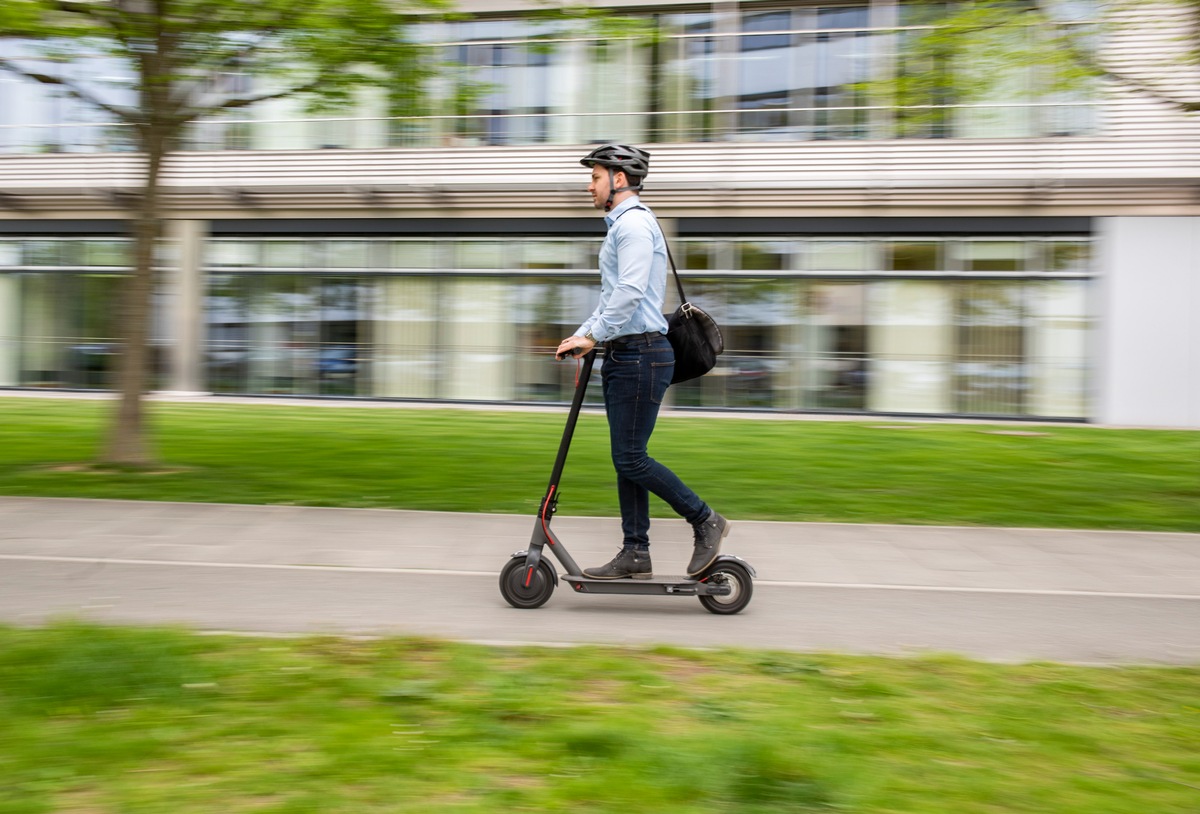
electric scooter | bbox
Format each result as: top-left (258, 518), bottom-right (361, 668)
top-left (499, 349), bottom-right (755, 615)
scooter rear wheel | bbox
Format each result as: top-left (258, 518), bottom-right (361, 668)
top-left (500, 558), bottom-right (556, 609)
top-left (698, 561), bottom-right (753, 615)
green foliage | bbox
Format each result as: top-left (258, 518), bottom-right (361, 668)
top-left (873, 1), bottom-right (1087, 132)
top-left (526, 3), bottom-right (660, 45)
top-left (0, 0), bottom-right (455, 467)
top-left (0, 623), bottom-right (1197, 812)
top-left (870, 0), bottom-right (1200, 126)
top-left (1, 397), bottom-right (1199, 531)
top-left (0, 621), bottom-right (213, 715)
top-left (0, 0), bottom-right (450, 125)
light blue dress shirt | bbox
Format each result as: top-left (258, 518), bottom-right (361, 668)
top-left (576, 196), bottom-right (670, 343)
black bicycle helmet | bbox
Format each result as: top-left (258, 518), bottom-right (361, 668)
top-left (579, 143), bottom-right (651, 177)
top-left (580, 143), bottom-right (651, 211)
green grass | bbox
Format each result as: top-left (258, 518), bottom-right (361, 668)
top-left (0, 621), bottom-right (1197, 813)
top-left (1, 397), bottom-right (1198, 531)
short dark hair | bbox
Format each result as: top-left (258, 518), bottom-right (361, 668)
top-left (620, 172), bottom-right (644, 189)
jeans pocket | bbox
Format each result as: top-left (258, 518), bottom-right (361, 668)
top-left (649, 360), bottom-right (673, 404)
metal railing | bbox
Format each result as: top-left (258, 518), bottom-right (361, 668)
top-left (0, 101), bottom-right (1099, 155)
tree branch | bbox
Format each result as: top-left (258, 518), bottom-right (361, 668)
top-left (36, 0), bottom-right (138, 50)
top-left (175, 78), bottom-right (323, 124)
top-left (0, 58), bottom-right (139, 123)
top-left (165, 32), bottom-right (289, 117)
top-left (1092, 62), bottom-right (1200, 111)
top-left (1036, 3), bottom-right (1200, 114)
top-left (933, 0), bottom-right (1200, 114)
top-left (162, 0), bottom-right (327, 120)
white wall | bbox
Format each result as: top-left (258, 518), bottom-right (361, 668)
top-left (1096, 217), bottom-right (1200, 427)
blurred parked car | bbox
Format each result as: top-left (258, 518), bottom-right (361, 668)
top-left (316, 346), bottom-right (361, 377)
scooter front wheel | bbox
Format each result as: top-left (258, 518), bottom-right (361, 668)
top-left (698, 561), bottom-right (753, 615)
top-left (499, 558), bottom-right (556, 609)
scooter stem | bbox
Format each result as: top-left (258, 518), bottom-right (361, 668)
top-left (545, 349), bottom-right (596, 492)
top-left (527, 349), bottom-right (596, 577)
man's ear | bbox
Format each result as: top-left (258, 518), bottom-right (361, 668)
top-left (614, 170), bottom-right (628, 189)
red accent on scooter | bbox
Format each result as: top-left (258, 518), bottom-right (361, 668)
top-left (497, 348), bottom-right (754, 615)
top-left (540, 484), bottom-right (557, 545)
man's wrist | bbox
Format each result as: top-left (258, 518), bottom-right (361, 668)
top-left (584, 331), bottom-right (598, 344)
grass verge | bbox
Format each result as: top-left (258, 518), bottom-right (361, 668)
top-left (1, 397), bottom-right (1198, 530)
top-left (0, 622), bottom-right (1197, 814)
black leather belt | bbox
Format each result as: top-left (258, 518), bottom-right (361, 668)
top-left (606, 331), bottom-right (665, 348)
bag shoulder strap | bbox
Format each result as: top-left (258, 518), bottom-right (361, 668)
top-left (662, 237), bottom-right (687, 306)
top-left (617, 204), bottom-right (687, 304)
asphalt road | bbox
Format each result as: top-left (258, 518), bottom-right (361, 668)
top-left (2, 498), bottom-right (1198, 664)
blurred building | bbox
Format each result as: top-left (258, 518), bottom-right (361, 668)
top-left (1, 1), bottom-right (1197, 425)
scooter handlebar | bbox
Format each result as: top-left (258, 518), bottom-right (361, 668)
top-left (556, 346), bottom-right (600, 361)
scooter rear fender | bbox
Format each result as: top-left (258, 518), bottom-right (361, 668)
top-left (706, 554), bottom-right (756, 578)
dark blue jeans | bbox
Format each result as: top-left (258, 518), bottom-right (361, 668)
top-left (601, 333), bottom-right (709, 550)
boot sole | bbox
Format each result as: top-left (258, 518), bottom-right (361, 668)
top-left (582, 572), bottom-right (654, 580)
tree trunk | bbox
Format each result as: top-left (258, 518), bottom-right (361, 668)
top-left (102, 126), bottom-right (165, 466)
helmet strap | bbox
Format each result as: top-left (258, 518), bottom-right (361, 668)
top-left (604, 167), bottom-right (642, 212)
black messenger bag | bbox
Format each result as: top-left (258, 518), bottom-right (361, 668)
top-left (663, 242), bottom-right (724, 384)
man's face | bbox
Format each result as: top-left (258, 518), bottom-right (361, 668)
top-left (588, 166), bottom-right (622, 210)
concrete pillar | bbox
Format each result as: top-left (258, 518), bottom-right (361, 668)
top-left (0, 272), bottom-right (17, 386)
top-left (162, 219), bottom-right (208, 395)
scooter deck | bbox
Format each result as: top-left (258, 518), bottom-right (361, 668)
top-left (563, 574), bottom-right (731, 596)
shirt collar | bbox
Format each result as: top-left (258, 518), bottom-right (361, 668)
top-left (604, 195), bottom-right (642, 228)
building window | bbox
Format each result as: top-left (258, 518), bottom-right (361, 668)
top-left (2, 2), bottom-right (1100, 153)
top-left (184, 234), bottom-right (1093, 419)
top-left (0, 237), bottom-right (171, 390)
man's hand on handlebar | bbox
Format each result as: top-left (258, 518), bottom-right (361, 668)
top-left (555, 335), bottom-right (596, 361)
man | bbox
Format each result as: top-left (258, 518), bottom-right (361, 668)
top-left (556, 143), bottom-right (728, 580)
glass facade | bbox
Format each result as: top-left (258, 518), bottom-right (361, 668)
top-left (0, 233), bottom-right (1092, 418)
top-left (0, 238), bottom-right (169, 390)
top-left (0, 2), bottom-right (1098, 154)
top-left (174, 233), bottom-right (1092, 418)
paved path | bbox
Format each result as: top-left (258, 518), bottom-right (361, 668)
top-left (1, 497), bottom-right (1198, 664)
